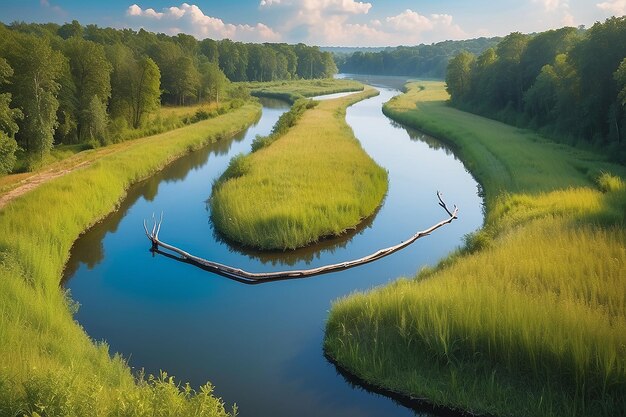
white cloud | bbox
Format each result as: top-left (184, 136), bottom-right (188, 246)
top-left (596, 0), bottom-right (626, 15)
top-left (382, 9), bottom-right (466, 44)
top-left (562, 11), bottom-right (575, 25)
top-left (260, 0), bottom-right (371, 15)
top-left (258, 1), bottom-right (467, 45)
top-left (532, 0), bottom-right (578, 28)
top-left (386, 9), bottom-right (433, 32)
top-left (534, 0), bottom-right (561, 12)
top-left (40, 0), bottom-right (66, 16)
top-left (125, 3), bottom-right (281, 42)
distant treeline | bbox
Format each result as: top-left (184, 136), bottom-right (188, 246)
top-left (0, 20), bottom-right (337, 172)
top-left (446, 17), bottom-right (626, 161)
top-left (334, 38), bottom-right (500, 79)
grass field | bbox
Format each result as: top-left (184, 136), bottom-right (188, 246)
top-left (325, 81), bottom-right (626, 417)
top-left (210, 87), bottom-right (388, 250)
top-left (0, 103), bottom-right (261, 416)
top-left (244, 78), bottom-right (364, 103)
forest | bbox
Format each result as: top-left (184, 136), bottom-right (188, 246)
top-left (334, 37), bottom-right (500, 79)
top-left (445, 17), bottom-right (626, 162)
top-left (0, 20), bottom-right (337, 173)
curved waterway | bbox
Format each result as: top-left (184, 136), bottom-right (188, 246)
top-left (64, 76), bottom-right (483, 417)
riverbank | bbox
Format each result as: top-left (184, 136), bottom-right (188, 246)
top-left (0, 103), bottom-right (261, 416)
top-left (325, 81), bottom-right (626, 416)
top-left (210, 87), bottom-right (388, 250)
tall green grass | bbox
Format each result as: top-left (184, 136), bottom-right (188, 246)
top-left (211, 88), bottom-right (388, 250)
top-left (326, 82), bottom-right (626, 417)
top-left (0, 103), bottom-right (261, 415)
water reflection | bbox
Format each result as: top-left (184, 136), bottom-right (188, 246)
top-left (204, 203), bottom-right (381, 267)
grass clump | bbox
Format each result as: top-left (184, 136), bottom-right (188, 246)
top-left (251, 98), bottom-right (317, 152)
top-left (0, 103), bottom-right (261, 415)
top-left (211, 87), bottom-right (387, 250)
top-left (326, 81), bottom-right (626, 417)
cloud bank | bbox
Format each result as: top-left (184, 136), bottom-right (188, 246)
top-left (596, 0), bottom-right (626, 15)
top-left (126, 3), bottom-right (280, 42)
top-left (125, 1), bottom-right (469, 46)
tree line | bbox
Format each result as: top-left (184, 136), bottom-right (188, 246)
top-left (334, 38), bottom-right (499, 79)
top-left (445, 17), bottom-right (626, 162)
top-left (0, 20), bottom-right (338, 173)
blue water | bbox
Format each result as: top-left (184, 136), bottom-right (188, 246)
top-left (64, 77), bottom-right (483, 417)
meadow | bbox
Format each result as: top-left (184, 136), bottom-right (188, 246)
top-left (210, 87), bottom-right (388, 250)
top-left (325, 82), bottom-right (626, 417)
top-left (0, 103), bottom-right (261, 416)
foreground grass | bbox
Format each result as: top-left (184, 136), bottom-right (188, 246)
top-left (0, 103), bottom-right (261, 416)
top-left (325, 81), bottom-right (626, 417)
top-left (244, 78), bottom-right (364, 103)
top-left (210, 88), bottom-right (388, 250)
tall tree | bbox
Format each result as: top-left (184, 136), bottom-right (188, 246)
top-left (3, 33), bottom-right (65, 165)
top-left (108, 44), bottom-right (161, 128)
top-left (128, 57), bottom-right (160, 128)
top-left (570, 16), bottom-right (626, 141)
top-left (64, 37), bottom-right (112, 142)
top-left (0, 57), bottom-right (22, 174)
top-left (198, 60), bottom-right (228, 104)
top-left (446, 51), bottom-right (475, 102)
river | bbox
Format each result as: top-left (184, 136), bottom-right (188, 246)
top-left (64, 76), bottom-right (483, 417)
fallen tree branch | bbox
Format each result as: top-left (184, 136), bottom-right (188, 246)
top-left (144, 192), bottom-right (458, 283)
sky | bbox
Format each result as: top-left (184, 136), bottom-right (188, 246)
top-left (1, 0), bottom-right (625, 46)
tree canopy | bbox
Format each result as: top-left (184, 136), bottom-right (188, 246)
top-left (0, 20), bottom-right (339, 171)
top-left (445, 19), bottom-right (626, 162)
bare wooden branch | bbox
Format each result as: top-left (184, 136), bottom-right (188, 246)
top-left (437, 190), bottom-right (457, 219)
top-left (144, 192), bottom-right (459, 283)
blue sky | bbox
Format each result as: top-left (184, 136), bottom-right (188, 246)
top-left (2, 0), bottom-right (624, 46)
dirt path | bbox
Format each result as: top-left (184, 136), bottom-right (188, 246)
top-left (0, 161), bottom-right (92, 209)
top-left (0, 141), bottom-right (134, 210)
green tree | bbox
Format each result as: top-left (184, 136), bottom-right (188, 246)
top-left (129, 57), bottom-right (160, 128)
top-left (615, 58), bottom-right (626, 108)
top-left (84, 94), bottom-right (108, 145)
top-left (0, 57), bottom-right (23, 174)
top-left (108, 45), bottom-right (161, 128)
top-left (198, 61), bottom-right (228, 104)
top-left (4, 33), bottom-right (65, 166)
top-left (199, 38), bottom-right (219, 63)
top-left (446, 51), bottom-right (475, 102)
top-left (65, 37), bottom-right (112, 142)
top-left (58, 19), bottom-right (83, 40)
top-left (519, 27), bottom-right (579, 92)
top-left (612, 57), bottom-right (626, 143)
top-left (569, 16), bottom-right (626, 141)
top-left (492, 32), bottom-right (530, 110)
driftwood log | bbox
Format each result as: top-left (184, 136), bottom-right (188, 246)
top-left (144, 192), bottom-right (458, 284)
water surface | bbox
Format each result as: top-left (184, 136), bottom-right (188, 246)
top-left (65, 78), bottom-right (483, 416)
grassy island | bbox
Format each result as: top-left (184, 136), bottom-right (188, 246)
top-left (325, 82), bottom-right (626, 417)
top-left (244, 78), bottom-right (364, 103)
top-left (210, 87), bottom-right (388, 250)
top-left (0, 103), bottom-right (261, 416)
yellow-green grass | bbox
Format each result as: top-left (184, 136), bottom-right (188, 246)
top-left (244, 78), bottom-right (364, 103)
top-left (325, 81), bottom-right (626, 416)
top-left (210, 88), bottom-right (388, 250)
top-left (0, 103), bottom-right (261, 416)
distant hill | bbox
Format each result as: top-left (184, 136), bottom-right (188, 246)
top-left (333, 37), bottom-right (501, 79)
top-left (320, 46), bottom-right (390, 55)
